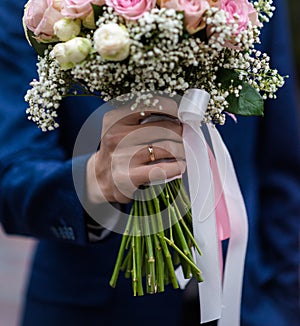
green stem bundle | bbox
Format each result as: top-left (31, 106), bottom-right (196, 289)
top-left (109, 178), bottom-right (203, 296)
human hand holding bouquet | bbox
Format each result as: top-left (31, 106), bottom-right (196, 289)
top-left (22, 0), bottom-right (286, 323)
top-left (87, 97), bottom-right (184, 205)
top-left (86, 97), bottom-right (204, 295)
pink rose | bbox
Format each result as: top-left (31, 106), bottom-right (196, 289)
top-left (105, 0), bottom-right (156, 20)
top-left (61, 0), bottom-right (105, 18)
top-left (246, 1), bottom-right (262, 28)
top-left (219, 0), bottom-right (261, 31)
top-left (160, 0), bottom-right (210, 34)
top-left (23, 0), bottom-right (64, 40)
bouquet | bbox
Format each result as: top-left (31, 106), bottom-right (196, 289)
top-left (23, 0), bottom-right (285, 299)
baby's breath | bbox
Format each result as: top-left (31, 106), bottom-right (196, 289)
top-left (25, 50), bottom-right (71, 131)
top-left (25, 2), bottom-right (284, 131)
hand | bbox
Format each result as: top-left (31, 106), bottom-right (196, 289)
top-left (86, 96), bottom-right (186, 204)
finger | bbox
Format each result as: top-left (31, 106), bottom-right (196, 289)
top-left (134, 120), bottom-right (183, 139)
top-left (119, 95), bottom-right (179, 123)
top-left (101, 116), bottom-right (181, 150)
top-left (101, 96), bottom-right (179, 133)
top-left (131, 160), bottom-right (186, 186)
top-left (129, 142), bottom-right (185, 165)
top-left (111, 125), bottom-right (183, 153)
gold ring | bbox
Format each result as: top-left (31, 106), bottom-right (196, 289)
top-left (148, 145), bottom-right (156, 162)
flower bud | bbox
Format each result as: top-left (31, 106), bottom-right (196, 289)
top-left (65, 37), bottom-right (92, 62)
top-left (82, 11), bottom-right (96, 29)
top-left (54, 18), bottom-right (81, 42)
top-left (93, 23), bottom-right (131, 61)
top-left (51, 43), bottom-right (74, 70)
top-left (51, 37), bottom-right (91, 70)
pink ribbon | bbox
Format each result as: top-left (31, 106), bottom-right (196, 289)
top-left (207, 146), bottom-right (230, 276)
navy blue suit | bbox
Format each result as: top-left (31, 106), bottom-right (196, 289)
top-left (0, 1), bottom-right (299, 325)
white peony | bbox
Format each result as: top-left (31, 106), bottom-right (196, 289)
top-left (51, 37), bottom-right (91, 70)
top-left (54, 18), bottom-right (81, 42)
top-left (93, 23), bottom-right (131, 61)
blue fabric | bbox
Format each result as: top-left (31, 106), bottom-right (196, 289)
top-left (0, 1), bottom-right (299, 325)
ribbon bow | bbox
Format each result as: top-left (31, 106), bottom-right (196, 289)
top-left (176, 89), bottom-right (248, 325)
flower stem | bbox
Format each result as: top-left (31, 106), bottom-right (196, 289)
top-left (149, 186), bottom-right (179, 289)
top-left (109, 214), bottom-right (133, 288)
top-left (141, 191), bottom-right (156, 294)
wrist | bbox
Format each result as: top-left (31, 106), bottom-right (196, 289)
top-left (86, 153), bottom-right (108, 204)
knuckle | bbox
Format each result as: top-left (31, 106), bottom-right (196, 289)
top-left (102, 131), bottom-right (115, 147)
top-left (103, 131), bottom-right (122, 149)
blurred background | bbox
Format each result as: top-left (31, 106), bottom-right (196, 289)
top-left (289, 0), bottom-right (300, 79)
top-left (0, 1), bottom-right (299, 326)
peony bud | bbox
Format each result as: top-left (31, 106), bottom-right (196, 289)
top-left (54, 18), bottom-right (81, 42)
top-left (93, 23), bottom-right (131, 61)
top-left (51, 37), bottom-right (92, 70)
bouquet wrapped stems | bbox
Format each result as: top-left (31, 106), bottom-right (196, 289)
top-left (109, 178), bottom-right (203, 296)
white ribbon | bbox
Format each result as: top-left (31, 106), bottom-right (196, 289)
top-left (177, 89), bottom-right (248, 325)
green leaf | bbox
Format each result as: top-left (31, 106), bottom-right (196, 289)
top-left (92, 4), bottom-right (104, 24)
top-left (217, 68), bottom-right (264, 117)
top-left (26, 29), bottom-right (53, 57)
top-left (217, 68), bottom-right (240, 88)
top-left (227, 83), bottom-right (264, 116)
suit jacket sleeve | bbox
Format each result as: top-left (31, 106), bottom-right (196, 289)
top-left (0, 1), bottom-right (91, 245)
